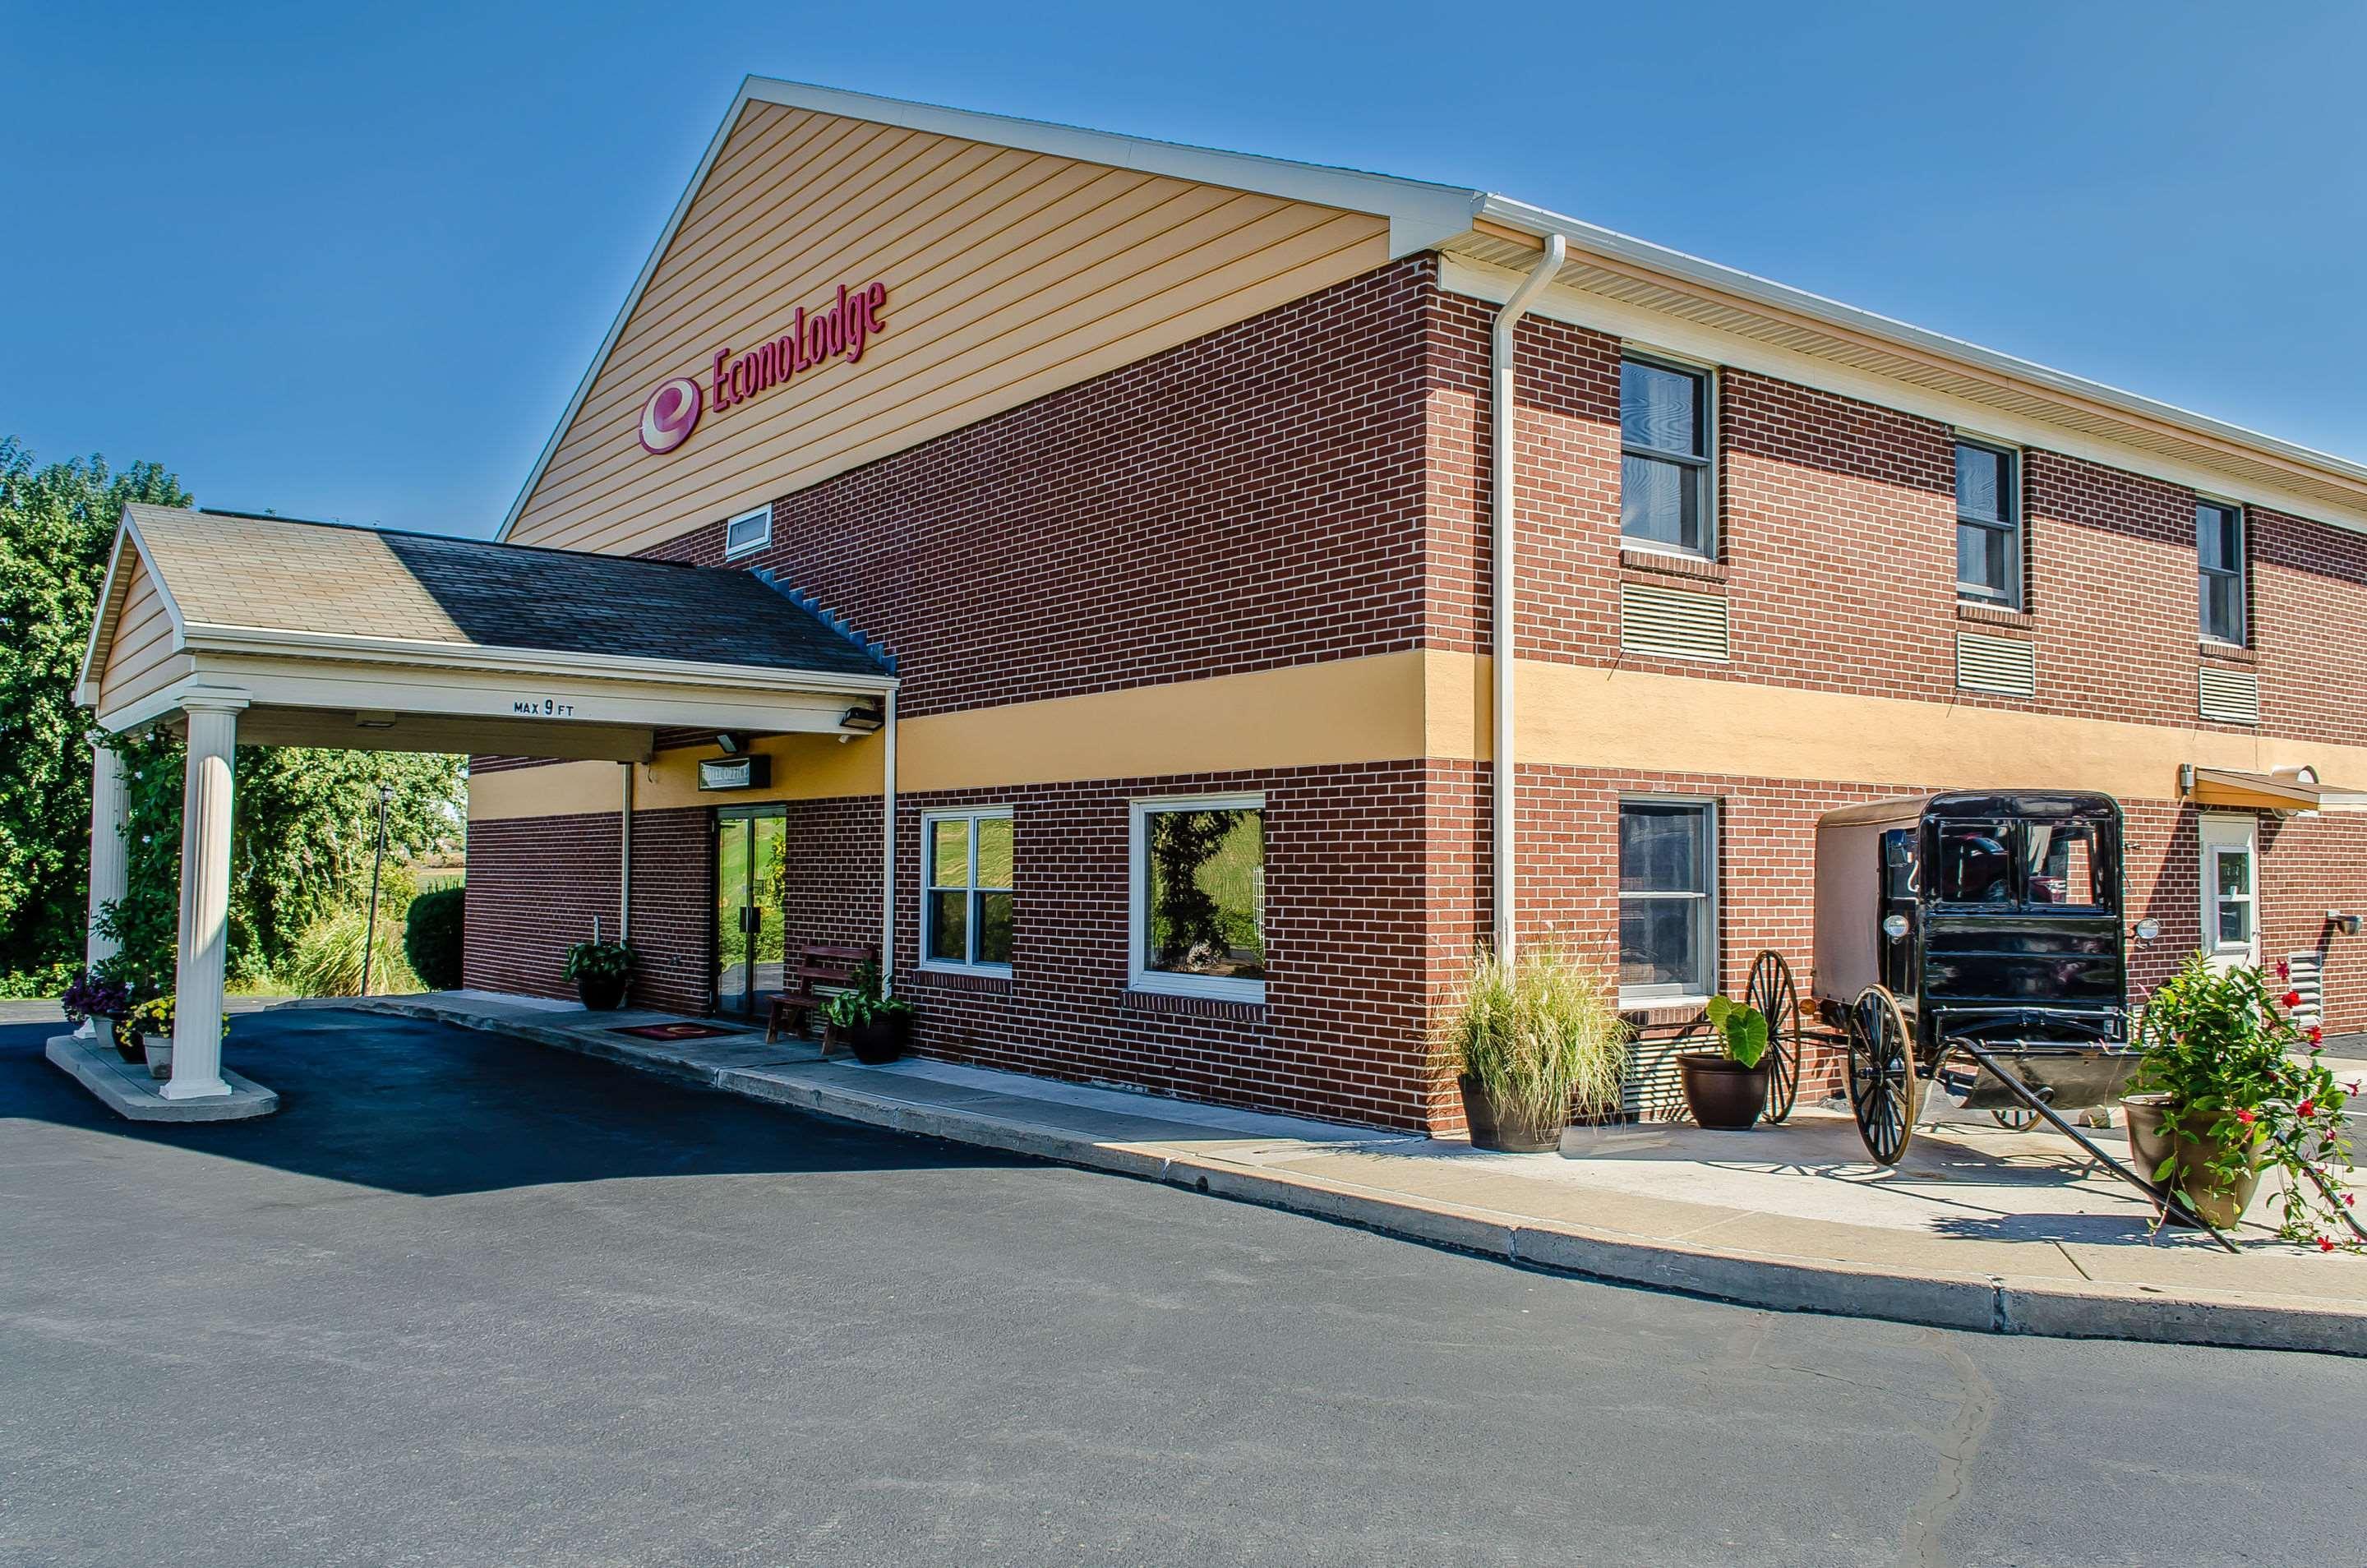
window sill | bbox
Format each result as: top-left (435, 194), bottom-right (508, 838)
top-left (1620, 545), bottom-right (1727, 583)
top-left (1955, 599), bottom-right (2032, 630)
top-left (1123, 986), bottom-right (1266, 1021)
top-left (2199, 639), bottom-right (2257, 665)
top-left (1620, 995), bottom-right (1714, 1027)
top-left (910, 964), bottom-right (1013, 994)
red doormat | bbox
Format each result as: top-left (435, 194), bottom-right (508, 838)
top-left (611, 1022), bottom-right (742, 1041)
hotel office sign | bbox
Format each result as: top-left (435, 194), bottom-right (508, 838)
top-left (638, 279), bottom-right (889, 455)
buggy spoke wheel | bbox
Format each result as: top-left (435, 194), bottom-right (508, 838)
top-left (1746, 949), bottom-right (1802, 1124)
top-left (1846, 986), bottom-right (1917, 1165)
top-left (1990, 1106), bottom-right (2042, 1132)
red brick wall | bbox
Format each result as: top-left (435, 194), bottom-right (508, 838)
top-left (463, 805), bottom-right (710, 1014)
top-left (641, 257), bottom-right (1437, 721)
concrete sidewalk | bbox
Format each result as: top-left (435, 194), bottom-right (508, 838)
top-left (337, 990), bottom-right (2367, 1356)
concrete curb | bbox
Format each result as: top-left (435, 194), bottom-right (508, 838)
top-left (339, 998), bottom-right (2366, 1357)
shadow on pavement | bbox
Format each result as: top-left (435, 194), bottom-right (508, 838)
top-left (0, 1007), bottom-right (1027, 1198)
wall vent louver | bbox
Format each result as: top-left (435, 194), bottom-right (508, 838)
top-left (2286, 952), bottom-right (2323, 1031)
top-left (2199, 664), bottom-right (2260, 725)
top-left (1620, 583), bottom-right (1729, 662)
top-left (1955, 630), bottom-right (2037, 697)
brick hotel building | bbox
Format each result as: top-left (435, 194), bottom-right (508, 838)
top-left (84, 80), bottom-right (2367, 1127)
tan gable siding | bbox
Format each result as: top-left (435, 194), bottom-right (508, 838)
top-left (507, 101), bottom-right (1392, 555)
top-left (95, 551), bottom-right (187, 717)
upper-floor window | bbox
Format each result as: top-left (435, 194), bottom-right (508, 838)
top-left (1621, 357), bottom-right (1713, 557)
top-left (1954, 440), bottom-right (2020, 606)
top-left (722, 504), bottom-right (772, 559)
top-left (2198, 500), bottom-right (2246, 646)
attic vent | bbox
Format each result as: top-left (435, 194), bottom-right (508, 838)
top-left (1956, 630), bottom-right (2036, 697)
top-left (2286, 952), bottom-right (2323, 1031)
top-left (1620, 583), bottom-right (1729, 662)
top-left (2199, 664), bottom-right (2260, 725)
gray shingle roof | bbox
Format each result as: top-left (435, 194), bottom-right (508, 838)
top-left (123, 505), bottom-right (889, 680)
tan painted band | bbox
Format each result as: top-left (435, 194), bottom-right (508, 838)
top-left (468, 648), bottom-right (2367, 819)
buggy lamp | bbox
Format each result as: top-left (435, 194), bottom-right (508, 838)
top-left (2331, 911), bottom-right (2364, 937)
top-left (2132, 918), bottom-right (2162, 943)
top-left (1881, 915), bottom-right (1909, 940)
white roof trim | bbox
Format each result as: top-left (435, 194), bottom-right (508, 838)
top-left (495, 76), bottom-right (1478, 542)
top-left (1474, 195), bottom-right (2367, 499)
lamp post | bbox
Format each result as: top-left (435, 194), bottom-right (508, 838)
top-left (359, 784), bottom-right (391, 998)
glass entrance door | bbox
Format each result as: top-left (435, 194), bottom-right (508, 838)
top-left (714, 808), bottom-right (787, 1017)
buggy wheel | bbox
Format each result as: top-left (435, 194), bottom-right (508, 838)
top-left (1745, 949), bottom-right (1802, 1124)
top-left (1846, 986), bottom-right (1918, 1165)
top-left (1990, 1106), bottom-right (2042, 1132)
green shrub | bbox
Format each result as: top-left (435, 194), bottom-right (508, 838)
top-left (1433, 942), bottom-right (1628, 1129)
top-left (279, 903), bottom-right (422, 998)
top-left (404, 885), bottom-right (464, 990)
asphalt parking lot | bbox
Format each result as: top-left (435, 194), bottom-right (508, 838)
top-left (5, 1007), bottom-right (2362, 1567)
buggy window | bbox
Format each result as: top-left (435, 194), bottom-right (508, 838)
top-left (1881, 830), bottom-right (1918, 901)
top-left (2025, 821), bottom-right (2108, 909)
top-left (1933, 823), bottom-right (2016, 905)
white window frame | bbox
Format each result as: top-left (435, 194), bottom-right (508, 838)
top-left (2197, 498), bottom-right (2247, 648)
top-left (919, 807), bottom-right (1013, 975)
top-left (2200, 814), bottom-right (2259, 971)
top-left (722, 504), bottom-right (773, 560)
top-left (1618, 351), bottom-right (1719, 561)
top-left (1953, 436), bottom-right (2023, 608)
top-left (1617, 795), bottom-right (1719, 1008)
top-left (1128, 792), bottom-right (1267, 1003)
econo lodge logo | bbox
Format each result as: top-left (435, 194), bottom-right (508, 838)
top-left (638, 376), bottom-right (704, 455)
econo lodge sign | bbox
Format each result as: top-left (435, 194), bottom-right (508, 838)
top-left (637, 279), bottom-right (889, 455)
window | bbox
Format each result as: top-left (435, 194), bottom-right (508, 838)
top-left (2023, 820), bottom-right (2107, 909)
top-left (921, 809), bottom-right (1013, 972)
top-left (1954, 440), bottom-right (2020, 606)
top-left (2198, 500), bottom-right (2246, 646)
top-left (1621, 357), bottom-right (1713, 556)
top-left (1933, 822), bottom-right (2017, 906)
top-left (722, 504), bottom-right (772, 559)
top-left (1129, 795), bottom-right (1265, 1002)
top-left (2200, 815), bottom-right (2258, 969)
top-left (1618, 799), bottom-right (1715, 1001)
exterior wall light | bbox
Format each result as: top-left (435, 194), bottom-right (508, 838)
top-left (838, 706), bottom-right (884, 734)
top-left (2329, 911), bottom-right (2363, 936)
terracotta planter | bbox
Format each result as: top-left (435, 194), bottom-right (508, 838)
top-left (1678, 1053), bottom-right (1769, 1132)
top-left (1458, 1074), bottom-right (1568, 1153)
top-left (2121, 1093), bottom-right (2264, 1229)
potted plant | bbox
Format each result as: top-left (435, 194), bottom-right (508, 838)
top-left (1433, 943), bottom-right (1626, 1152)
top-left (2125, 954), bottom-right (2355, 1242)
top-left (819, 962), bottom-right (915, 1063)
top-left (1678, 995), bottom-right (1773, 1131)
top-left (563, 937), bottom-right (634, 1010)
top-left (122, 994), bottom-right (228, 1080)
top-left (62, 970), bottom-right (136, 1063)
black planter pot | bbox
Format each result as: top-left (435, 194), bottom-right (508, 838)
top-left (1678, 1053), bottom-right (1769, 1131)
top-left (108, 1019), bottom-right (145, 1065)
top-left (828, 1013), bottom-right (911, 1065)
top-left (576, 973), bottom-right (629, 1011)
top-left (1458, 1074), bottom-right (1568, 1153)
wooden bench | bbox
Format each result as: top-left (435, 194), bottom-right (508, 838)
top-left (764, 942), bottom-right (878, 1047)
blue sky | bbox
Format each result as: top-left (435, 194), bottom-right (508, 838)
top-left (5, 2), bottom-right (2361, 537)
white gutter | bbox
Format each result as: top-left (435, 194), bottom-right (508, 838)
top-left (1491, 235), bottom-right (1566, 961)
top-left (618, 762), bottom-right (634, 942)
top-left (880, 688), bottom-right (898, 994)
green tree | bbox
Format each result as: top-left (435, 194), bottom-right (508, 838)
top-left (0, 440), bottom-right (191, 987)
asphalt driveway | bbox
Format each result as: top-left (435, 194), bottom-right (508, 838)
top-left (5, 1008), bottom-right (2362, 1567)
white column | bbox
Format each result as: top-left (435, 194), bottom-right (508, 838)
top-left (85, 740), bottom-right (129, 972)
top-left (164, 695), bottom-right (244, 1100)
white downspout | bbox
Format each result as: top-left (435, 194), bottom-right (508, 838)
top-left (880, 688), bottom-right (898, 995)
top-left (618, 761), bottom-right (634, 942)
top-left (1491, 233), bottom-right (1566, 962)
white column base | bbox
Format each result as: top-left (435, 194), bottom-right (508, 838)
top-left (160, 1074), bottom-right (233, 1100)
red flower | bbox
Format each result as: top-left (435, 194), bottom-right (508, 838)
top-left (2300, 1100), bottom-right (2318, 1118)
top-left (2283, 989), bottom-right (2304, 1008)
top-left (2279, 960), bottom-right (2292, 979)
top-left (2348, 1193), bottom-right (2359, 1208)
top-left (2320, 1238), bottom-right (2338, 1253)
top-left (2309, 1026), bottom-right (2325, 1045)
top-left (2236, 1108), bottom-right (2258, 1126)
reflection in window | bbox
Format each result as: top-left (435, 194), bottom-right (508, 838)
top-left (1142, 805), bottom-right (1265, 981)
top-left (1934, 823), bottom-right (2016, 905)
top-left (1620, 800), bottom-right (1715, 998)
top-left (2213, 846), bottom-right (2254, 947)
top-left (923, 809), bottom-right (1013, 971)
top-left (1882, 830), bottom-right (1919, 902)
top-left (2024, 822), bottom-right (2107, 908)
top-left (1621, 358), bottom-right (1712, 556)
